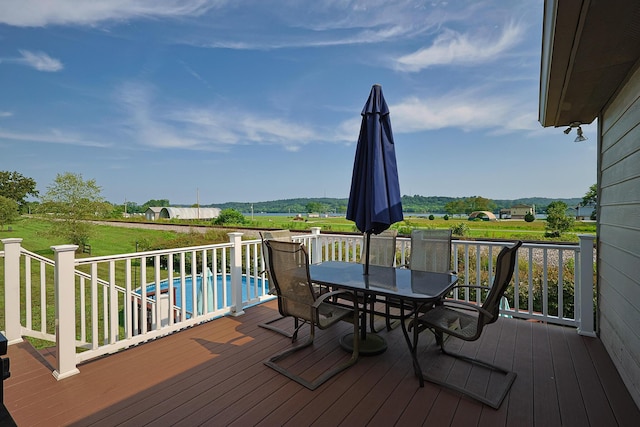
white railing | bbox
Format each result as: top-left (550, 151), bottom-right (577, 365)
top-left (1, 228), bottom-right (595, 380)
top-left (312, 233), bottom-right (595, 331)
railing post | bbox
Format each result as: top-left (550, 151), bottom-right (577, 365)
top-left (310, 227), bottom-right (322, 264)
top-left (228, 232), bottom-right (245, 316)
top-left (577, 235), bottom-right (596, 337)
top-left (52, 244), bottom-right (80, 380)
top-left (2, 238), bottom-right (24, 344)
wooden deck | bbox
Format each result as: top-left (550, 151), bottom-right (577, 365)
top-left (4, 300), bottom-right (639, 426)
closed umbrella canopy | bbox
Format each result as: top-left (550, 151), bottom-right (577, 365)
top-left (347, 84), bottom-right (403, 272)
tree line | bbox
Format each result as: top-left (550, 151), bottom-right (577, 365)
top-left (0, 170), bottom-right (594, 248)
top-left (212, 195), bottom-right (584, 215)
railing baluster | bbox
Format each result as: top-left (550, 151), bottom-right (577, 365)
top-left (542, 249), bottom-right (548, 318)
top-left (513, 248), bottom-right (520, 313)
top-left (91, 263), bottom-right (98, 348)
top-left (109, 261), bottom-right (118, 343)
top-left (191, 250), bottom-right (197, 317)
top-left (528, 247), bottom-right (534, 315)
top-left (558, 250), bottom-right (564, 320)
top-left (167, 254), bottom-right (174, 326)
top-left (25, 256), bottom-right (32, 331)
top-left (180, 252), bottom-right (187, 321)
top-left (140, 257), bottom-right (147, 334)
top-left (213, 248), bottom-right (219, 311)
top-left (125, 258), bottom-right (132, 338)
top-left (221, 247), bottom-right (228, 310)
top-left (201, 249), bottom-right (208, 314)
top-left (79, 276), bottom-right (86, 342)
top-left (40, 260), bottom-right (46, 333)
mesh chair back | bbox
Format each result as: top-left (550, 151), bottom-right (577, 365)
top-left (265, 240), bottom-right (317, 321)
top-left (409, 229), bottom-right (452, 273)
top-left (481, 241), bottom-right (522, 325)
top-left (362, 229), bottom-right (398, 267)
top-left (260, 230), bottom-right (292, 290)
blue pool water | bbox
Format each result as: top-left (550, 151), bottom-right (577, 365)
top-left (140, 272), bottom-right (267, 316)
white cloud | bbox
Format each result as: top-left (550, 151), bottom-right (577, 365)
top-left (0, 111), bottom-right (13, 118)
top-left (17, 50), bottom-right (63, 72)
top-left (0, 127), bottom-right (109, 147)
top-left (0, 0), bottom-right (222, 27)
top-left (394, 21), bottom-right (525, 72)
top-left (188, 1), bottom-right (472, 50)
top-left (115, 81), bottom-right (320, 152)
top-left (336, 87), bottom-right (540, 137)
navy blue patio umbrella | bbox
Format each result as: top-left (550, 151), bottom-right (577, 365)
top-left (347, 84), bottom-right (403, 275)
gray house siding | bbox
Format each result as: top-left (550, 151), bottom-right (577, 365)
top-left (599, 62), bottom-right (640, 406)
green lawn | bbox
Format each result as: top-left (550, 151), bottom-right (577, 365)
top-left (241, 214), bottom-right (595, 242)
top-left (2, 215), bottom-right (595, 257)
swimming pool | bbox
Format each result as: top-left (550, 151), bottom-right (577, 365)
top-left (139, 271), bottom-right (268, 316)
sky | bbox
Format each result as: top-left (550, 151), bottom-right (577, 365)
top-left (0, 0), bottom-right (597, 206)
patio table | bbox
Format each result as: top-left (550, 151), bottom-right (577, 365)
top-left (309, 261), bottom-right (458, 386)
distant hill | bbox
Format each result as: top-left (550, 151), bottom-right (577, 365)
top-left (197, 196), bottom-right (583, 214)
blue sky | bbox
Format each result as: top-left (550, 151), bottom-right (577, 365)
top-left (0, 0), bottom-right (596, 206)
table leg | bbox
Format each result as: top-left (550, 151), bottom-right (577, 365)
top-left (400, 302), bottom-right (425, 387)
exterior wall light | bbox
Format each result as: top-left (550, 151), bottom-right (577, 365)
top-left (563, 122), bottom-right (588, 142)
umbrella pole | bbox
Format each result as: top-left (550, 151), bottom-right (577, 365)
top-left (364, 231), bottom-right (372, 276)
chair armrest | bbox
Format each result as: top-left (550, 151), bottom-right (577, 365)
top-left (439, 299), bottom-right (494, 318)
top-left (313, 289), bottom-right (357, 308)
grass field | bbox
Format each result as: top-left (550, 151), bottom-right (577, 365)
top-left (240, 214), bottom-right (595, 242)
top-left (1, 215), bottom-right (596, 256)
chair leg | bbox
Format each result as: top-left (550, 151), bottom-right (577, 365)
top-left (421, 337), bottom-right (516, 409)
top-left (367, 297), bottom-right (400, 333)
top-left (259, 316), bottom-right (305, 343)
top-left (264, 318), bottom-right (359, 391)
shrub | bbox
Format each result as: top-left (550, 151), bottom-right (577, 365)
top-left (213, 209), bottom-right (246, 225)
top-left (428, 214), bottom-right (435, 220)
top-left (450, 222), bottom-right (469, 236)
top-left (524, 212), bottom-right (535, 222)
top-left (443, 215), bottom-right (449, 221)
top-left (545, 201), bottom-right (574, 235)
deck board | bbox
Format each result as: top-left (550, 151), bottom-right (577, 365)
top-left (3, 300), bottom-right (639, 426)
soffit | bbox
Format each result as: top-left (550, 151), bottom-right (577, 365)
top-left (539, 0), bottom-right (640, 127)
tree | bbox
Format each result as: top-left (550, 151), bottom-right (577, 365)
top-left (39, 172), bottom-right (108, 248)
top-left (464, 196), bottom-right (496, 214)
top-left (582, 183), bottom-right (597, 219)
top-left (213, 209), bottom-right (246, 225)
top-left (545, 201), bottom-right (574, 237)
top-left (0, 170), bottom-right (38, 211)
top-left (306, 202), bottom-right (325, 213)
top-left (143, 199), bottom-right (170, 209)
top-left (0, 195), bottom-right (19, 230)
top-left (582, 183), bottom-right (597, 206)
top-left (444, 200), bottom-right (466, 217)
